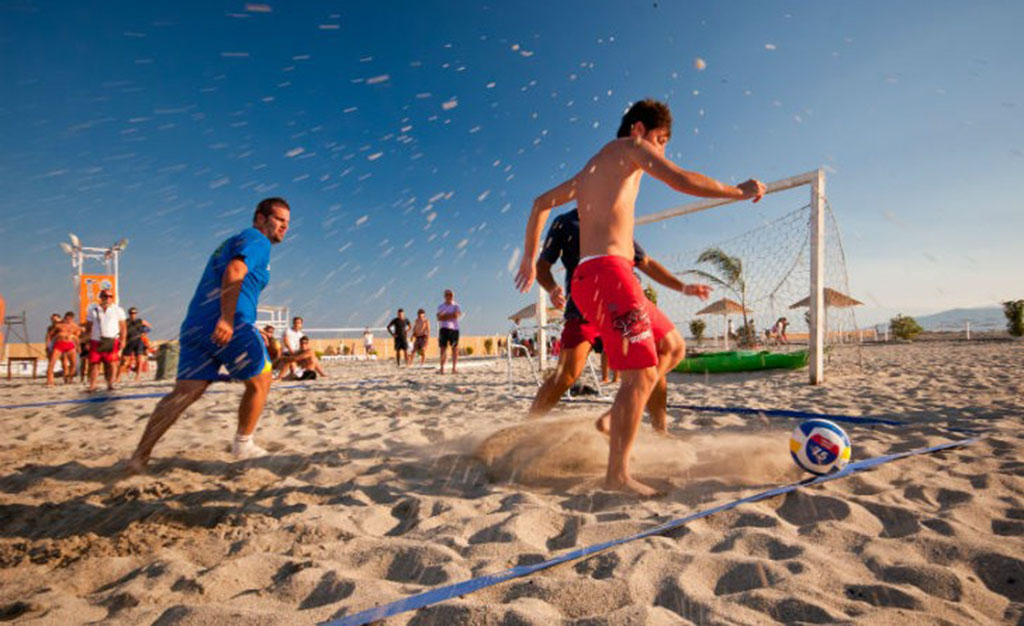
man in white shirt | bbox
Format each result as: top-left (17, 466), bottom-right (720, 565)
top-left (362, 329), bottom-right (374, 357)
top-left (436, 289), bottom-right (462, 374)
top-left (85, 289), bottom-right (127, 392)
top-left (282, 316), bottom-right (305, 378)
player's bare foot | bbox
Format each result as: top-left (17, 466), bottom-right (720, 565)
top-left (594, 411), bottom-right (611, 436)
top-left (605, 475), bottom-right (663, 498)
top-left (125, 456), bottom-right (148, 475)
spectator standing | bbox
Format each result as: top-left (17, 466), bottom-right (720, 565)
top-left (362, 328), bottom-right (374, 357)
top-left (436, 289), bottom-right (462, 374)
top-left (118, 307), bottom-right (152, 382)
top-left (386, 309), bottom-right (412, 367)
top-left (411, 309), bottom-right (430, 366)
top-left (85, 290), bottom-right (127, 392)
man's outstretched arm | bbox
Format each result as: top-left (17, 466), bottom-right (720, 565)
top-left (516, 177), bottom-right (579, 292)
top-left (637, 256), bottom-right (710, 300)
top-left (534, 259), bottom-right (566, 309)
top-left (626, 141), bottom-right (765, 202)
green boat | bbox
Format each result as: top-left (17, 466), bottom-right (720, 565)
top-left (673, 350), bottom-right (809, 374)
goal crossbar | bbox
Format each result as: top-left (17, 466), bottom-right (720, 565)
top-left (636, 169), bottom-right (820, 226)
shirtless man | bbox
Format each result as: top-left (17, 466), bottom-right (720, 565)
top-left (46, 312), bottom-right (82, 385)
top-left (280, 336), bottom-right (327, 380)
top-left (529, 208), bottom-right (711, 426)
top-left (516, 99), bottom-right (764, 495)
top-left (411, 309), bottom-right (430, 366)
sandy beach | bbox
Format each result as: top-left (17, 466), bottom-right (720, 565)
top-left (0, 340), bottom-right (1022, 624)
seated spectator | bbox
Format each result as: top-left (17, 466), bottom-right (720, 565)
top-left (279, 336), bottom-right (326, 380)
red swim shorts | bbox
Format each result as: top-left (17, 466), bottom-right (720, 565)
top-left (53, 340), bottom-right (77, 354)
top-left (560, 317), bottom-right (600, 350)
top-left (571, 255), bottom-right (674, 370)
top-left (89, 339), bottom-right (120, 364)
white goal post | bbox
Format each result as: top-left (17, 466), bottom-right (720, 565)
top-left (634, 168), bottom-right (828, 385)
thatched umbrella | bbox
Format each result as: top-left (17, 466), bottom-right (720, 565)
top-left (789, 288), bottom-right (862, 344)
top-left (508, 302), bottom-right (563, 324)
top-left (696, 298), bottom-right (751, 349)
top-left (788, 288), bottom-right (863, 309)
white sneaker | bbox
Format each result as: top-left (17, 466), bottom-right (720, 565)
top-left (231, 438), bottom-right (267, 460)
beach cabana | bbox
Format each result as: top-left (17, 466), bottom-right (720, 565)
top-left (696, 298), bottom-right (751, 349)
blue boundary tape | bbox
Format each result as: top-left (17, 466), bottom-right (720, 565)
top-left (0, 378), bottom-right (388, 411)
top-left (320, 437), bottom-right (978, 626)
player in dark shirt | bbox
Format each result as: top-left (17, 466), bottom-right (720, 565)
top-left (386, 309), bottom-right (412, 367)
top-left (529, 208), bottom-right (710, 433)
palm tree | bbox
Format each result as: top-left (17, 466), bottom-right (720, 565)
top-left (688, 247), bottom-right (752, 344)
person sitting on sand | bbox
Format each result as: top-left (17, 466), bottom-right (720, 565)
top-left (279, 336), bottom-right (327, 380)
top-left (516, 98), bottom-right (764, 495)
top-left (46, 311), bottom-right (82, 386)
top-left (529, 207), bottom-right (710, 432)
top-left (260, 324), bottom-right (284, 377)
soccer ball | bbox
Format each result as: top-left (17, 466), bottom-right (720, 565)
top-left (790, 419), bottom-right (852, 475)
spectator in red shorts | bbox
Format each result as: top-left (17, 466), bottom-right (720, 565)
top-left (85, 289), bottom-right (127, 392)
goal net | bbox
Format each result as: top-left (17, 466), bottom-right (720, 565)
top-left (636, 170), bottom-right (862, 382)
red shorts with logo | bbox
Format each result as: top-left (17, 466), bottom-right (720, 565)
top-left (560, 317), bottom-right (600, 350)
top-left (89, 339), bottom-right (120, 364)
top-left (571, 255), bottom-right (674, 370)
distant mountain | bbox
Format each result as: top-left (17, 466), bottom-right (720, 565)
top-left (913, 306), bottom-right (1005, 331)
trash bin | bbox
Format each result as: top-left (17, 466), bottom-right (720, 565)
top-left (155, 342), bottom-right (179, 380)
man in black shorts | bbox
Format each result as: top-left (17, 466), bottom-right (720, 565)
top-left (119, 307), bottom-right (152, 382)
top-left (436, 289), bottom-right (462, 374)
top-left (386, 308), bottom-right (412, 367)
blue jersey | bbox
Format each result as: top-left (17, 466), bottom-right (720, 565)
top-left (182, 228), bottom-right (271, 333)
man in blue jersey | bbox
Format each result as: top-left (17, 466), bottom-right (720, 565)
top-left (127, 198), bottom-right (290, 473)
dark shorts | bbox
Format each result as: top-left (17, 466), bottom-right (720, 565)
top-left (177, 323), bottom-right (270, 381)
top-left (394, 335), bottom-right (409, 351)
top-left (560, 317), bottom-right (601, 351)
top-left (438, 327), bottom-right (459, 349)
top-left (299, 370), bottom-right (317, 380)
top-left (123, 340), bottom-right (146, 356)
top-left (413, 335), bottom-right (428, 353)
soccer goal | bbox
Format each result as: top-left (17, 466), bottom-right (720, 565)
top-left (636, 168), bottom-right (861, 385)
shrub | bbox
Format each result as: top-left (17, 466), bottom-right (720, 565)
top-left (314, 351), bottom-right (324, 359)
top-left (643, 283), bottom-right (658, 305)
top-left (483, 338), bottom-right (494, 354)
top-left (342, 345), bottom-right (351, 355)
top-left (1004, 300), bottom-right (1024, 337)
top-left (465, 345), bottom-right (474, 356)
top-left (688, 319), bottom-right (706, 341)
top-left (890, 314), bottom-right (923, 341)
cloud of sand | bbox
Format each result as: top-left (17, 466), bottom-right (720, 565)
top-left (473, 416), bottom-right (797, 489)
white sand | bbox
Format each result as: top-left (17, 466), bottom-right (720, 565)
top-left (0, 341), bottom-right (1022, 624)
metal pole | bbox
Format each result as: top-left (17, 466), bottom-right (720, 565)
top-left (809, 169), bottom-right (826, 385)
top-left (114, 249), bottom-right (120, 304)
top-left (965, 320), bottom-right (971, 340)
top-left (537, 289), bottom-right (547, 366)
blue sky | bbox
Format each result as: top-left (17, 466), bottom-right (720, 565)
top-left (2, 1), bottom-right (1021, 339)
